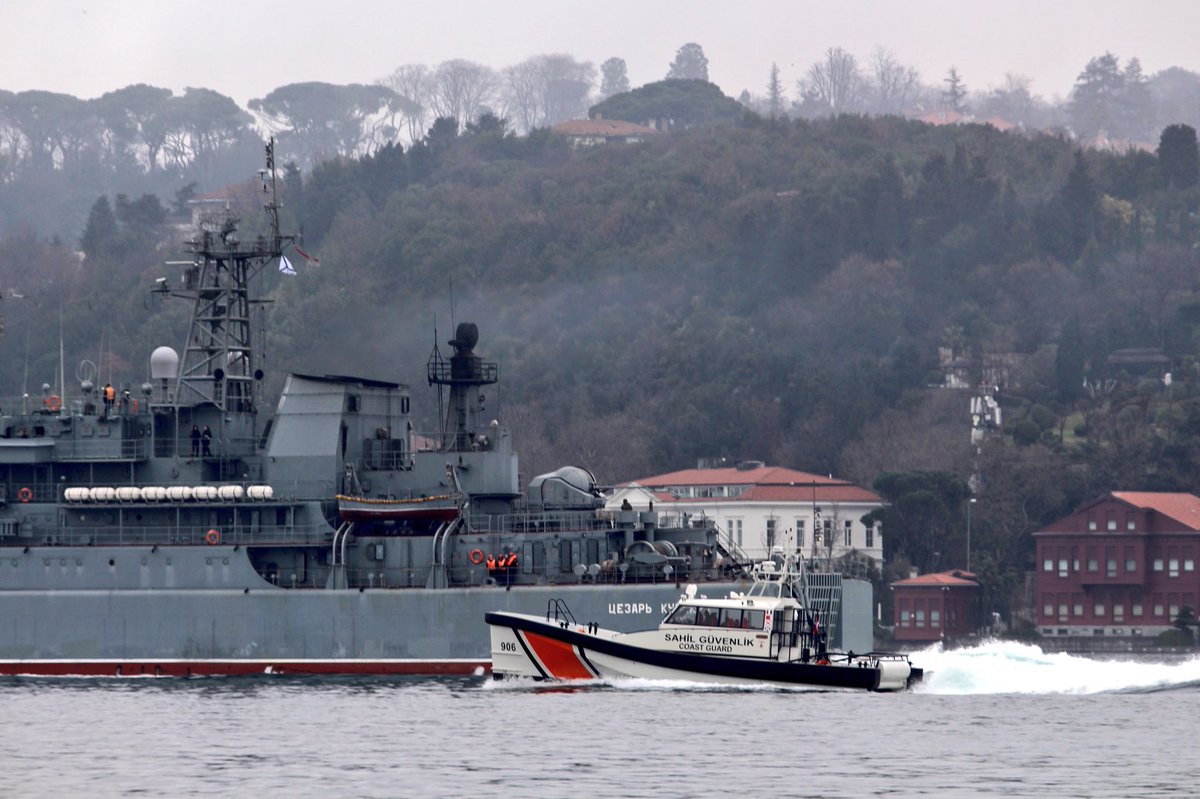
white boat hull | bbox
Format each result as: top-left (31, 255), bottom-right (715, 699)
top-left (486, 611), bottom-right (917, 691)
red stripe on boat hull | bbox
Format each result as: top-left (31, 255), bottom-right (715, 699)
top-left (0, 659), bottom-right (491, 677)
top-left (521, 631), bottom-right (594, 679)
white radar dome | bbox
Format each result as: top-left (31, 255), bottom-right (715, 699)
top-left (150, 346), bottom-right (180, 380)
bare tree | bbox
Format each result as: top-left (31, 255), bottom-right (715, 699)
top-left (501, 55), bottom-right (595, 133)
top-left (429, 59), bottom-right (498, 127)
top-left (379, 64), bottom-right (434, 143)
top-left (869, 48), bottom-right (921, 115)
top-left (800, 47), bottom-right (864, 114)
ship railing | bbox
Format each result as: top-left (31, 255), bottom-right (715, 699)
top-left (467, 510), bottom-right (617, 535)
top-left (15, 524), bottom-right (334, 548)
top-left (54, 438), bottom-right (149, 461)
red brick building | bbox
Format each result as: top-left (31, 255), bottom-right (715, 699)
top-left (891, 570), bottom-right (979, 642)
top-left (1033, 492), bottom-right (1200, 640)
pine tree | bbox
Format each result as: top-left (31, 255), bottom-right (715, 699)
top-left (767, 63), bottom-right (785, 119)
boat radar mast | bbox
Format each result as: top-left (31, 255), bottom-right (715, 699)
top-left (157, 138), bottom-right (292, 413)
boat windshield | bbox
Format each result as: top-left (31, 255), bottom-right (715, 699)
top-left (746, 582), bottom-right (783, 598)
top-left (665, 604), bottom-right (766, 630)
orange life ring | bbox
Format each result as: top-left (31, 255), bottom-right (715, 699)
top-left (816, 658), bottom-right (830, 666)
top-left (468, 548), bottom-right (485, 565)
top-left (205, 529), bottom-right (221, 545)
top-left (17, 487), bottom-right (32, 503)
top-left (44, 395), bottom-right (62, 412)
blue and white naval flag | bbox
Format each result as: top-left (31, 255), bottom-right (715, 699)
top-left (279, 255), bottom-right (296, 275)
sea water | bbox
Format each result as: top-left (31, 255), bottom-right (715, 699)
top-left (3, 641), bottom-right (1198, 798)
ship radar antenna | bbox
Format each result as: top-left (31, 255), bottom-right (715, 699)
top-left (155, 136), bottom-right (294, 416)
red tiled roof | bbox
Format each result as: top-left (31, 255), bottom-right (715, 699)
top-left (626, 466), bottom-right (881, 503)
top-left (552, 119), bottom-right (658, 137)
top-left (1112, 492), bottom-right (1200, 531)
top-left (892, 570), bottom-right (978, 587)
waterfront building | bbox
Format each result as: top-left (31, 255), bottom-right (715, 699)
top-left (1033, 492), bottom-right (1200, 640)
top-left (890, 570), bottom-right (980, 643)
top-left (611, 460), bottom-right (884, 568)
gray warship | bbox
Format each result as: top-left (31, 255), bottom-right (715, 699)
top-left (0, 144), bottom-right (868, 676)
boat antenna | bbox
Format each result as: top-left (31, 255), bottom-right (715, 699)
top-left (431, 317), bottom-right (445, 445)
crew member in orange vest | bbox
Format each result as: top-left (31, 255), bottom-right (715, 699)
top-left (104, 383), bottom-right (115, 413)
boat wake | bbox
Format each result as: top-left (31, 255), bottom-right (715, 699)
top-left (913, 639), bottom-right (1200, 695)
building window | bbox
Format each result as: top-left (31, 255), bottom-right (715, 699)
top-left (1072, 547), bottom-right (1080, 572)
top-left (1187, 559), bottom-right (1195, 572)
top-left (931, 610), bottom-right (941, 628)
top-left (795, 520), bottom-right (805, 549)
top-left (1132, 603), bottom-right (1143, 617)
top-left (915, 609), bottom-right (926, 627)
top-left (1043, 559), bottom-right (1054, 572)
top-left (1088, 557), bottom-right (1098, 572)
top-left (1058, 559), bottom-right (1068, 577)
top-left (866, 523), bottom-right (875, 548)
top-left (844, 520), bottom-right (853, 547)
top-left (1126, 512), bottom-right (1136, 531)
top-left (1058, 603), bottom-right (1068, 623)
top-left (1094, 602), bottom-right (1105, 618)
top-left (766, 518), bottom-right (776, 550)
top-left (900, 610), bottom-right (911, 627)
top-left (1043, 602), bottom-right (1054, 617)
top-left (1106, 511), bottom-right (1116, 531)
top-left (1170, 603), bottom-right (1180, 619)
top-left (1073, 601), bottom-right (1083, 617)
top-left (1106, 558), bottom-right (1117, 578)
top-left (1088, 514), bottom-right (1097, 531)
top-left (1155, 602), bottom-right (1165, 617)
top-left (823, 520), bottom-right (832, 548)
top-left (1154, 559), bottom-right (1164, 572)
top-left (1113, 604), bottom-right (1124, 622)
top-left (1170, 559), bottom-right (1180, 578)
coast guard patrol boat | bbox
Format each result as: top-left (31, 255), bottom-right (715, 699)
top-left (488, 556), bottom-right (920, 691)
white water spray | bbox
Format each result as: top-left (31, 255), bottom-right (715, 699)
top-left (914, 639), bottom-right (1200, 695)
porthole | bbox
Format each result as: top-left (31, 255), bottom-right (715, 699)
top-left (165, 558), bottom-right (172, 566)
top-left (108, 559), bottom-right (115, 567)
top-left (223, 558), bottom-right (229, 565)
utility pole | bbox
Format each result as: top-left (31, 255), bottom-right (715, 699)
top-left (967, 497), bottom-right (977, 570)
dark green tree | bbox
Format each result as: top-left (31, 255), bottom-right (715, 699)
top-left (79, 195), bottom-right (119, 259)
top-left (589, 80), bottom-right (743, 129)
top-left (942, 67), bottom-right (968, 112)
top-left (1158, 124), bottom-right (1199, 188)
top-left (1055, 314), bottom-right (1086, 402)
top-left (1070, 52), bottom-right (1124, 137)
top-left (599, 57), bottom-right (631, 99)
top-left (666, 43), bottom-right (709, 81)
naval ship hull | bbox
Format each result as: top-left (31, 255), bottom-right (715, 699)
top-left (0, 545), bottom-right (723, 676)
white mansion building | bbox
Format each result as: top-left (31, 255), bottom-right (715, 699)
top-left (611, 461), bottom-right (885, 570)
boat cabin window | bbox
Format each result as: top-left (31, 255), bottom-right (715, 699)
top-left (666, 605), bottom-right (697, 625)
top-left (665, 605), bottom-right (766, 629)
top-left (720, 609), bottom-right (767, 629)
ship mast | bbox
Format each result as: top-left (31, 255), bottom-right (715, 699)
top-left (169, 139), bottom-right (291, 412)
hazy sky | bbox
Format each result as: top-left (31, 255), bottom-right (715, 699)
top-left (4, 1), bottom-right (1200, 106)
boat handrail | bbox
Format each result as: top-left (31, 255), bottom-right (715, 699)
top-left (545, 598), bottom-right (578, 627)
